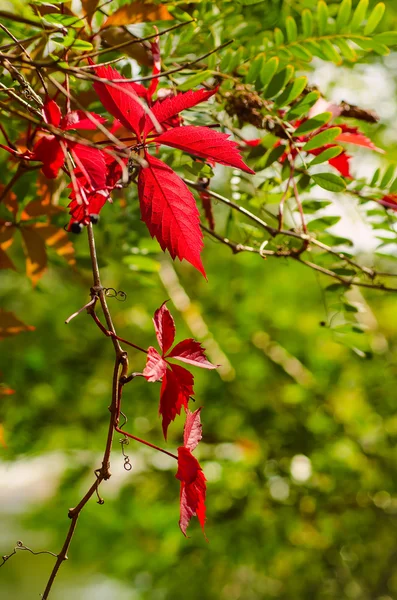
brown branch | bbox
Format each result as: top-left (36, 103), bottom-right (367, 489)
top-left (41, 224), bottom-right (129, 599)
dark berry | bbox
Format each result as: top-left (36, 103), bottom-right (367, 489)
top-left (90, 214), bottom-right (100, 225)
top-left (70, 222), bottom-right (83, 234)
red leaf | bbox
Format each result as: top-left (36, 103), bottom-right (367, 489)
top-left (90, 61), bottom-right (145, 138)
top-left (336, 126), bottom-right (384, 153)
top-left (329, 152), bottom-right (352, 178)
top-left (61, 111), bottom-right (107, 130)
top-left (138, 153), bottom-right (205, 276)
top-left (183, 408), bottom-right (202, 452)
top-left (153, 301), bottom-right (175, 354)
top-left (143, 346), bottom-right (168, 382)
top-left (159, 364), bottom-right (193, 439)
top-left (143, 88), bottom-right (218, 137)
top-left (176, 446), bottom-right (206, 536)
top-left (32, 136), bottom-right (64, 179)
top-left (155, 126), bottom-right (255, 174)
top-left (167, 338), bottom-right (216, 370)
top-left (71, 144), bottom-right (107, 191)
top-left (43, 98), bottom-right (62, 127)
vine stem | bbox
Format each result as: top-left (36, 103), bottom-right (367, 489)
top-left (41, 224), bottom-right (128, 599)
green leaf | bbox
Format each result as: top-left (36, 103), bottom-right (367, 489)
top-left (303, 127), bottom-right (342, 151)
top-left (312, 172), bottom-right (347, 192)
top-left (265, 65), bottom-right (295, 98)
top-left (246, 55), bottom-right (264, 84)
top-left (335, 38), bottom-right (357, 62)
top-left (374, 32), bottom-right (397, 45)
top-left (287, 90), bottom-right (320, 119)
top-left (318, 39), bottom-right (342, 64)
top-left (308, 216), bottom-right (341, 231)
top-left (45, 13), bottom-right (82, 26)
top-left (301, 199), bottom-right (332, 213)
top-left (309, 146), bottom-right (343, 166)
top-left (351, 0), bottom-right (369, 31)
top-left (274, 28), bottom-right (284, 45)
top-left (288, 44), bottom-right (313, 62)
top-left (336, 0), bottom-right (351, 31)
top-left (220, 49), bottom-right (233, 72)
top-left (294, 112), bottom-right (332, 135)
top-left (364, 2), bottom-right (385, 35)
top-left (178, 70), bottom-right (212, 91)
top-left (275, 76), bottom-right (308, 107)
top-left (257, 145), bottom-right (286, 169)
top-left (369, 168), bottom-right (381, 187)
top-left (389, 178), bottom-right (397, 194)
top-left (260, 56), bottom-right (279, 87)
top-left (285, 16), bottom-right (298, 42)
top-left (317, 0), bottom-right (329, 36)
top-left (380, 165), bottom-right (395, 189)
top-left (302, 9), bottom-right (314, 37)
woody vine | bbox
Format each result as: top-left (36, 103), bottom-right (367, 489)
top-left (1, 0), bottom-right (397, 597)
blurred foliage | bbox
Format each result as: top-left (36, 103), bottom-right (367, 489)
top-left (1, 0), bottom-right (397, 599)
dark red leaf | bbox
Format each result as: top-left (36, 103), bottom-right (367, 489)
top-left (138, 153), bottom-right (205, 276)
top-left (143, 88), bottom-right (218, 137)
top-left (89, 61), bottom-right (145, 138)
top-left (155, 126), bottom-right (255, 174)
top-left (153, 301), bottom-right (175, 354)
top-left (167, 338), bottom-right (216, 369)
top-left (159, 364), bottom-right (193, 439)
top-left (176, 446), bottom-right (206, 536)
top-left (183, 408), bottom-right (202, 452)
top-left (32, 136), bottom-right (64, 179)
top-left (143, 346), bottom-right (168, 382)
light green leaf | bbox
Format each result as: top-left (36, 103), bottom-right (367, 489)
top-left (351, 0), bottom-right (369, 30)
top-left (274, 28), bottom-right (284, 45)
top-left (246, 55), bottom-right (264, 84)
top-left (302, 9), bottom-right (314, 37)
top-left (310, 146), bottom-right (344, 166)
top-left (318, 39), bottom-right (341, 64)
top-left (364, 2), bottom-right (385, 35)
top-left (308, 216), bottom-right (341, 231)
top-left (265, 65), bottom-right (295, 98)
top-left (374, 32), bottom-right (397, 45)
top-left (178, 70), bottom-right (212, 91)
top-left (380, 165), bottom-right (395, 189)
top-left (285, 16), bottom-right (298, 42)
top-left (275, 76), bottom-right (308, 108)
top-left (294, 112), bottom-right (332, 135)
top-left (288, 44), bottom-right (313, 62)
top-left (317, 0), bottom-right (329, 36)
top-left (260, 57), bottom-right (279, 87)
top-left (336, 0), bottom-right (351, 32)
top-left (335, 38), bottom-right (357, 62)
top-left (287, 90), bottom-right (320, 119)
top-left (312, 172), bottom-right (347, 192)
top-left (303, 127), bottom-right (342, 151)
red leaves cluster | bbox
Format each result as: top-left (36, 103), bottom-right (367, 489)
top-left (143, 302), bottom-right (215, 438)
top-left (176, 409), bottom-right (206, 537)
top-left (144, 302), bottom-right (215, 536)
top-left (90, 61), bottom-right (253, 276)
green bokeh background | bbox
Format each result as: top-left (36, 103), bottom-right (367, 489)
top-left (1, 1), bottom-right (397, 599)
